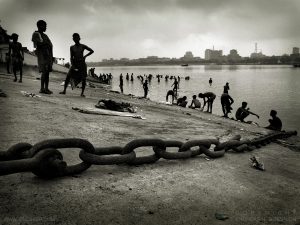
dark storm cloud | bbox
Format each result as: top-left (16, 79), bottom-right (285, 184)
top-left (1, 0), bottom-right (299, 60)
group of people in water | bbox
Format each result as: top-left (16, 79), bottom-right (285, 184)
top-left (88, 68), bottom-right (113, 84)
top-left (118, 73), bottom-right (186, 99)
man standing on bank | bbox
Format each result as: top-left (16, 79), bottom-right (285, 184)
top-left (198, 92), bottom-right (216, 113)
top-left (32, 20), bottom-right (53, 94)
top-left (60, 33), bottom-right (94, 97)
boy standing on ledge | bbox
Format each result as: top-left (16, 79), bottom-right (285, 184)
top-left (32, 20), bottom-right (53, 94)
top-left (9, 33), bottom-right (24, 83)
top-left (60, 33), bottom-right (94, 97)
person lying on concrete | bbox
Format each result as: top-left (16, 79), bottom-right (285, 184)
top-left (198, 92), bottom-right (216, 113)
top-left (265, 110), bottom-right (282, 131)
top-left (221, 93), bottom-right (234, 118)
top-left (189, 95), bottom-right (201, 109)
top-left (235, 101), bottom-right (259, 123)
top-left (177, 96), bottom-right (188, 108)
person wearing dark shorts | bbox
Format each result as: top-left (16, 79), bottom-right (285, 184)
top-left (198, 92), bottom-right (216, 113)
top-left (236, 102), bottom-right (259, 122)
top-left (60, 33), bottom-right (94, 97)
top-left (32, 20), bottom-right (53, 94)
top-left (221, 93), bottom-right (234, 117)
top-left (9, 33), bottom-right (24, 83)
top-left (166, 90), bottom-right (177, 103)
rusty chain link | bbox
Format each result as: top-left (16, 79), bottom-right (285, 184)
top-left (0, 131), bottom-right (297, 179)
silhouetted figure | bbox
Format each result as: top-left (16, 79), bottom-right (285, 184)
top-left (177, 96), bottom-right (188, 108)
top-left (60, 33), bottom-right (94, 97)
top-left (130, 73), bottom-right (134, 82)
top-left (209, 78), bottom-right (212, 86)
top-left (126, 73), bottom-right (129, 81)
top-left (32, 20), bottom-right (53, 94)
top-left (189, 95), bottom-right (201, 109)
top-left (119, 73), bottom-right (123, 93)
top-left (143, 80), bottom-right (149, 98)
top-left (224, 82), bottom-right (230, 94)
top-left (235, 102), bottom-right (259, 122)
top-left (221, 93), bottom-right (234, 117)
top-left (89, 67), bottom-right (96, 77)
top-left (9, 33), bottom-right (24, 83)
top-left (5, 52), bottom-right (11, 74)
top-left (172, 78), bottom-right (179, 96)
top-left (166, 90), bottom-right (176, 103)
top-left (265, 110), bottom-right (282, 131)
top-left (198, 92), bottom-right (216, 113)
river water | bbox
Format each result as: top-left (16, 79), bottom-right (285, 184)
top-left (93, 65), bottom-right (300, 132)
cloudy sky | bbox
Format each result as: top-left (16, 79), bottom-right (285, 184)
top-left (1, 0), bottom-right (299, 61)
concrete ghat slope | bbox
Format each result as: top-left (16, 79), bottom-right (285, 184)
top-left (23, 51), bottom-right (68, 73)
top-left (0, 69), bottom-right (299, 225)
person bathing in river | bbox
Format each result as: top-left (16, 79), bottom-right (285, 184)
top-left (198, 92), bottom-right (216, 113)
top-left (235, 101), bottom-right (259, 123)
top-left (166, 90), bottom-right (177, 104)
top-left (265, 110), bottom-right (282, 131)
top-left (221, 92), bottom-right (234, 118)
top-left (189, 95), bottom-right (201, 109)
top-left (177, 96), bottom-right (188, 108)
top-left (172, 77), bottom-right (179, 96)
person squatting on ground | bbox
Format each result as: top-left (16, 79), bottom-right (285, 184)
top-left (235, 101), bottom-right (259, 123)
top-left (265, 110), bottom-right (282, 131)
top-left (143, 80), bottom-right (149, 98)
top-left (9, 33), bottom-right (24, 83)
top-left (60, 33), bottom-right (94, 97)
top-left (189, 95), bottom-right (201, 109)
top-left (221, 93), bottom-right (234, 117)
top-left (177, 96), bottom-right (188, 108)
top-left (198, 92), bottom-right (216, 113)
top-left (32, 20), bottom-right (53, 94)
top-left (166, 90), bottom-right (176, 103)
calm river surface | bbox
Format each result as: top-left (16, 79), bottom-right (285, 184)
top-left (93, 65), bottom-right (300, 132)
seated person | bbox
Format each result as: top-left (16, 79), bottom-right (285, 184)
top-left (189, 95), bottom-right (201, 109)
top-left (265, 110), bottom-right (282, 131)
top-left (235, 101), bottom-right (259, 122)
top-left (177, 96), bottom-right (188, 108)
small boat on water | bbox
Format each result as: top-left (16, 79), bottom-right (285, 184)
top-left (181, 64), bottom-right (189, 67)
